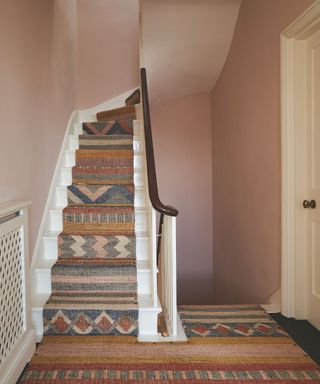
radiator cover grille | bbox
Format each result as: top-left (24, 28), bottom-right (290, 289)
top-left (0, 228), bottom-right (25, 364)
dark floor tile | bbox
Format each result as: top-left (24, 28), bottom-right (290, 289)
top-left (271, 313), bottom-right (320, 365)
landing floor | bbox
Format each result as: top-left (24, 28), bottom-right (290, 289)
top-left (19, 305), bottom-right (320, 383)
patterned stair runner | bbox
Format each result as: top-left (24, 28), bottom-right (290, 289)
top-left (96, 105), bottom-right (136, 122)
top-left (43, 117), bottom-right (139, 336)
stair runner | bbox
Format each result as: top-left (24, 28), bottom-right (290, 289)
top-left (43, 109), bottom-right (139, 336)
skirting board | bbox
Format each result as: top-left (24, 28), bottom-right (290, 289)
top-left (261, 288), bottom-right (281, 313)
top-left (0, 330), bottom-right (36, 384)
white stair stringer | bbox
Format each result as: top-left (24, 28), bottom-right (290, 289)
top-left (30, 94), bottom-right (163, 341)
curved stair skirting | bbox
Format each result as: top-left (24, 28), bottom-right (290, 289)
top-left (30, 91), bottom-right (161, 341)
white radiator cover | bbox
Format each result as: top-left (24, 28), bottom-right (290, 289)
top-left (0, 201), bottom-right (36, 384)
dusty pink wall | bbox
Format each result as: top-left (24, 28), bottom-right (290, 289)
top-left (76, 0), bottom-right (139, 109)
top-left (0, 0), bottom-right (139, 257)
top-left (211, 0), bottom-right (314, 303)
top-left (0, 0), bottom-right (77, 255)
top-left (151, 93), bottom-right (213, 304)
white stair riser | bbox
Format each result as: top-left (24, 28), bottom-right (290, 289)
top-left (133, 137), bottom-right (143, 152)
top-left (134, 170), bottom-right (146, 188)
top-left (63, 152), bottom-right (144, 168)
top-left (54, 187), bottom-right (67, 207)
top-left (59, 167), bottom-right (145, 188)
top-left (31, 309), bottom-right (44, 341)
top-left (133, 122), bottom-right (143, 136)
top-left (138, 309), bottom-right (160, 336)
top-left (137, 270), bottom-right (153, 294)
top-left (35, 267), bottom-right (152, 295)
top-left (49, 209), bottom-right (148, 232)
top-left (59, 167), bottom-right (72, 186)
top-left (73, 123), bottom-right (83, 136)
top-left (133, 154), bottom-right (144, 170)
top-left (42, 237), bottom-right (58, 261)
top-left (64, 151), bottom-right (75, 167)
top-left (54, 187), bottom-right (146, 209)
top-left (49, 210), bottom-right (62, 232)
top-left (69, 135), bottom-right (79, 150)
top-left (136, 237), bottom-right (150, 261)
top-left (43, 234), bottom-right (151, 261)
top-left (31, 305), bottom-right (160, 342)
top-left (135, 210), bottom-right (148, 232)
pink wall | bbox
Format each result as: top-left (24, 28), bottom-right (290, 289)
top-left (76, 0), bottom-right (139, 109)
top-left (0, 0), bottom-right (140, 257)
top-left (0, 0), bottom-right (77, 254)
top-left (211, 0), bottom-right (314, 304)
top-left (151, 93), bottom-right (213, 304)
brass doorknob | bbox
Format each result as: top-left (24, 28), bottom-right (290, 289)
top-left (303, 200), bottom-right (316, 209)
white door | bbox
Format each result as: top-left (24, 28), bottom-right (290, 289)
top-left (306, 30), bottom-right (320, 330)
top-left (281, 1), bottom-right (320, 330)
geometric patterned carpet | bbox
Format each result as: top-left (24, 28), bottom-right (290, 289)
top-left (19, 305), bottom-right (320, 382)
top-left (42, 112), bottom-right (139, 336)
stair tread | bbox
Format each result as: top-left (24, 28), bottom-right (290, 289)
top-left (45, 294), bottom-right (138, 309)
top-left (67, 183), bottom-right (135, 188)
top-left (35, 258), bottom-right (150, 271)
top-left (76, 134), bottom-right (142, 140)
top-left (50, 206), bottom-right (147, 213)
top-left (63, 165), bottom-right (144, 172)
top-left (96, 105), bottom-right (136, 122)
top-left (43, 230), bottom-right (150, 240)
top-left (75, 148), bottom-right (144, 155)
top-left (32, 293), bottom-right (159, 311)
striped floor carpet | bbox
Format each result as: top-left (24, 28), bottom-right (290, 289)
top-left (43, 112), bottom-right (139, 336)
top-left (19, 305), bottom-right (320, 383)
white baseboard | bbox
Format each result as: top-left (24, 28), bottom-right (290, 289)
top-left (261, 288), bottom-right (281, 313)
top-left (0, 330), bottom-right (36, 384)
top-left (261, 303), bottom-right (281, 313)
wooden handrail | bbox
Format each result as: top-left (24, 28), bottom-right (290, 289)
top-left (140, 68), bottom-right (178, 217)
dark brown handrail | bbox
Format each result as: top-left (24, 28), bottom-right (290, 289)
top-left (140, 68), bottom-right (178, 217)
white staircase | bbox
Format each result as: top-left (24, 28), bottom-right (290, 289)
top-left (30, 94), bottom-right (162, 341)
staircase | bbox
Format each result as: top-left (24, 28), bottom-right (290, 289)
top-left (31, 70), bottom-right (185, 342)
top-left (30, 94), bottom-right (162, 341)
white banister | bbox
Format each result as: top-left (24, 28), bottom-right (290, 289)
top-left (159, 215), bottom-right (177, 336)
top-left (0, 201), bottom-right (36, 384)
top-left (150, 207), bottom-right (158, 307)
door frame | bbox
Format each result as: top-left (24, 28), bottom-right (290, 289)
top-left (281, 0), bottom-right (320, 319)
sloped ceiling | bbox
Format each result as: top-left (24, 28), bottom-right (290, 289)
top-left (142, 0), bottom-right (242, 105)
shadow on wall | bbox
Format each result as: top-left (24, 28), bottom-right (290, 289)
top-left (151, 92), bottom-right (214, 305)
top-left (211, 0), bottom-right (314, 304)
top-left (178, 275), bottom-right (215, 305)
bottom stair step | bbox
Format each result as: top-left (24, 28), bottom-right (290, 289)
top-left (32, 293), bottom-right (161, 341)
top-left (43, 305), bottom-right (138, 336)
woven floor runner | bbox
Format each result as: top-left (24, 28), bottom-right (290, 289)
top-left (20, 305), bottom-right (320, 383)
top-left (43, 118), bottom-right (139, 336)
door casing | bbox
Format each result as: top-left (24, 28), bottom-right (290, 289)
top-left (281, 0), bottom-right (320, 319)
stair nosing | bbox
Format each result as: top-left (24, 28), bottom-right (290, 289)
top-left (32, 293), bottom-right (160, 311)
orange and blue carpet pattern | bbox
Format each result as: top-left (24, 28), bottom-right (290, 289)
top-left (43, 119), bottom-right (139, 337)
top-left (19, 305), bottom-right (320, 383)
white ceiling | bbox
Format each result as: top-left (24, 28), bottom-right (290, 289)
top-left (142, 0), bottom-right (242, 106)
